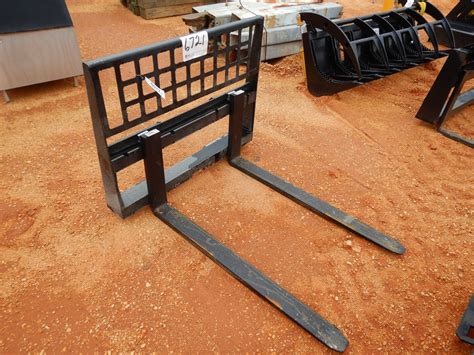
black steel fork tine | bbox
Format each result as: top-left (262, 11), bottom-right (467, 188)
top-left (230, 157), bottom-right (405, 255)
top-left (226, 91), bottom-right (405, 254)
top-left (155, 203), bottom-right (349, 353)
top-left (140, 100), bottom-right (350, 352)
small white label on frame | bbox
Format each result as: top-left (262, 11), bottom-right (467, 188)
top-left (180, 31), bottom-right (209, 62)
top-left (404, 0), bottom-right (415, 8)
top-left (143, 76), bottom-right (165, 99)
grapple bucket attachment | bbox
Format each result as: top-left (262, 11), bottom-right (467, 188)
top-left (435, 0), bottom-right (474, 48)
top-left (301, 2), bottom-right (455, 96)
top-left (416, 44), bottom-right (474, 148)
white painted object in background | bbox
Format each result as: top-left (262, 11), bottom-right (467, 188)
top-left (190, 2), bottom-right (343, 61)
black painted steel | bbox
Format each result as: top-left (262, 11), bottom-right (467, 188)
top-left (86, 16), bottom-right (408, 351)
top-left (228, 90), bottom-right (246, 160)
top-left (456, 294), bottom-right (474, 345)
top-left (86, 17), bottom-right (353, 351)
top-left (84, 17), bottom-right (262, 217)
top-left (435, 0), bottom-right (474, 48)
top-left (301, 3), bottom-right (454, 96)
top-left (416, 45), bottom-right (474, 148)
top-left (230, 157), bottom-right (405, 254)
top-left (140, 130), bottom-right (167, 209)
top-left (156, 203), bottom-right (349, 352)
top-left (226, 87), bottom-right (405, 254)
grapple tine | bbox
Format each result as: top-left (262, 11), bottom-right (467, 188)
top-left (301, 12), bottom-right (363, 79)
top-left (354, 18), bottom-right (391, 69)
top-left (388, 11), bottom-right (425, 58)
top-left (372, 14), bottom-right (408, 65)
top-left (425, 1), bottom-right (456, 48)
top-left (404, 8), bottom-right (440, 53)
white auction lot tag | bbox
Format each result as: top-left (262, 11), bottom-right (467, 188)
top-left (143, 76), bottom-right (165, 99)
top-left (404, 0), bottom-right (415, 8)
top-left (180, 31), bottom-right (208, 62)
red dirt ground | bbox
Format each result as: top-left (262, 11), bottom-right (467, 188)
top-left (0, 0), bottom-right (472, 353)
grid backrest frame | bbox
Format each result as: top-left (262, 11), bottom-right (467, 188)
top-left (83, 17), bottom-right (264, 218)
top-left (84, 17), bottom-right (263, 139)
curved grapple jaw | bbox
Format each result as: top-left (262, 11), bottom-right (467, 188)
top-left (301, 2), bottom-right (455, 96)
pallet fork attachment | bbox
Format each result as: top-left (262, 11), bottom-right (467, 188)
top-left (416, 45), bottom-right (474, 148)
top-left (84, 17), bottom-right (404, 352)
top-left (301, 2), bottom-right (454, 96)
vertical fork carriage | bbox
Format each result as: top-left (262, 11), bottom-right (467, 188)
top-left (84, 16), bottom-right (405, 352)
top-left (301, 2), bottom-right (455, 96)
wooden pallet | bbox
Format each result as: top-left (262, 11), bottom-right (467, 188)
top-left (138, 0), bottom-right (218, 19)
top-left (128, 1), bottom-right (140, 15)
top-left (137, 0), bottom-right (208, 8)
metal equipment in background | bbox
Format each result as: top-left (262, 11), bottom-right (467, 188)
top-left (300, 2), bottom-right (455, 96)
top-left (416, 44), bottom-right (474, 148)
top-left (456, 294), bottom-right (474, 345)
top-left (84, 16), bottom-right (405, 352)
top-left (435, 0), bottom-right (474, 48)
top-left (183, 1), bottom-right (343, 61)
top-left (0, 0), bottom-right (82, 103)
